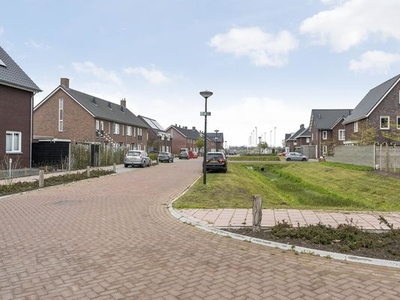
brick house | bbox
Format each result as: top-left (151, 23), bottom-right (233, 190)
top-left (138, 115), bottom-right (172, 153)
top-left (34, 78), bottom-right (149, 151)
top-left (285, 124), bottom-right (311, 152)
top-left (166, 125), bottom-right (201, 155)
top-left (206, 132), bottom-right (224, 152)
top-left (343, 74), bottom-right (400, 145)
top-left (0, 46), bottom-right (41, 168)
top-left (309, 109), bottom-right (352, 157)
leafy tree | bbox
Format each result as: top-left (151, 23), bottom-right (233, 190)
top-left (350, 121), bottom-right (376, 145)
top-left (258, 142), bottom-right (268, 150)
top-left (196, 138), bottom-right (204, 150)
top-left (381, 121), bottom-right (400, 143)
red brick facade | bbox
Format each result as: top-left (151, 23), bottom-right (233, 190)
top-left (0, 85), bottom-right (34, 168)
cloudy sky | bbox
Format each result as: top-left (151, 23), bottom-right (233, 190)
top-left (2, 0), bottom-right (400, 147)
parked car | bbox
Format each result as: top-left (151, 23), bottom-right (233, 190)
top-left (179, 150), bottom-right (189, 159)
top-left (206, 151), bottom-right (228, 173)
top-left (278, 152), bottom-right (286, 156)
top-left (124, 150), bottom-right (151, 167)
top-left (158, 151), bottom-right (174, 163)
top-left (285, 152), bottom-right (308, 161)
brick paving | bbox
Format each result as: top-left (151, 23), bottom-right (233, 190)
top-left (1, 159), bottom-right (400, 299)
top-left (178, 208), bottom-right (400, 230)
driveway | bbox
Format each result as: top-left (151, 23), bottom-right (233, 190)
top-left (0, 159), bottom-right (399, 299)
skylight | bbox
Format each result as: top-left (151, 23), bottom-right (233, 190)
top-left (0, 58), bottom-right (6, 67)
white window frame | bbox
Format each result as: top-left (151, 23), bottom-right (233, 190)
top-left (95, 120), bottom-right (100, 130)
top-left (322, 131), bottom-right (328, 140)
top-left (338, 129), bottom-right (345, 141)
top-left (100, 121), bottom-right (104, 131)
top-left (380, 116), bottom-right (390, 130)
top-left (59, 98), bottom-right (64, 132)
top-left (6, 131), bottom-right (22, 153)
top-left (114, 123), bottom-right (120, 134)
top-left (354, 121), bottom-right (358, 133)
top-left (127, 126), bottom-right (132, 136)
top-left (306, 137), bottom-right (310, 143)
top-left (322, 145), bottom-right (328, 155)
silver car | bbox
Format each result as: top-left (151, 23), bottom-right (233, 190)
top-left (124, 150), bottom-right (151, 168)
top-left (285, 152), bottom-right (308, 161)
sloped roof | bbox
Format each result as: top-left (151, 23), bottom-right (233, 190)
top-left (0, 46), bottom-right (41, 92)
top-left (66, 88), bottom-right (148, 128)
top-left (310, 109), bottom-right (352, 130)
top-left (206, 132), bottom-right (224, 143)
top-left (286, 125), bottom-right (310, 141)
top-left (343, 74), bottom-right (400, 124)
top-left (168, 125), bottom-right (201, 139)
top-left (35, 84), bottom-right (148, 128)
top-left (139, 115), bottom-right (168, 135)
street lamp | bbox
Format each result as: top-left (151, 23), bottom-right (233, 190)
top-left (214, 129), bottom-right (219, 151)
top-left (200, 90), bottom-right (213, 186)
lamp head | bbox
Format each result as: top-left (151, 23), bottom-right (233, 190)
top-left (200, 90), bottom-right (213, 98)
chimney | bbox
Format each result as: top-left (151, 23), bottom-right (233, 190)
top-left (300, 124), bottom-right (304, 128)
top-left (192, 126), bottom-right (196, 130)
top-left (60, 78), bottom-right (69, 88)
top-left (120, 98), bottom-right (126, 107)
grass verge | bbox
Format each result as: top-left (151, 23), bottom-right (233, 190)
top-left (173, 161), bottom-right (400, 211)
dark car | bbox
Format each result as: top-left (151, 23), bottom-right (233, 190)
top-left (179, 150), bottom-right (189, 159)
top-left (158, 151), bottom-right (174, 163)
top-left (206, 151), bottom-right (228, 173)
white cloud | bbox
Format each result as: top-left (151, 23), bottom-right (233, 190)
top-left (124, 66), bottom-right (171, 84)
top-left (209, 27), bottom-right (298, 67)
top-left (349, 50), bottom-right (400, 73)
top-left (72, 61), bottom-right (121, 85)
top-left (300, 0), bottom-right (400, 52)
top-left (26, 38), bottom-right (49, 50)
top-left (320, 0), bottom-right (346, 5)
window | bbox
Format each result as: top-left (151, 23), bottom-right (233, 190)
top-left (397, 116), bottom-right (400, 129)
top-left (6, 131), bottom-right (22, 153)
top-left (380, 116), bottom-right (390, 129)
top-left (322, 131), bottom-right (327, 140)
top-left (95, 120), bottom-right (100, 130)
top-left (100, 121), bottom-right (104, 131)
top-left (59, 98), bottom-right (64, 132)
top-left (338, 129), bottom-right (345, 141)
top-left (354, 121), bottom-right (358, 133)
top-left (127, 126), bottom-right (132, 136)
top-left (122, 125), bottom-right (125, 136)
top-left (114, 123), bottom-right (120, 134)
top-left (322, 145), bottom-right (327, 155)
top-left (306, 137), bottom-right (310, 143)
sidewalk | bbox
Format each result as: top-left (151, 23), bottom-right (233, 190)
top-left (177, 208), bottom-right (400, 230)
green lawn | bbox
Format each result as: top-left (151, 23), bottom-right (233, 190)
top-left (173, 161), bottom-right (400, 211)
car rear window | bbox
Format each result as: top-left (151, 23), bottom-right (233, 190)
top-left (128, 151), bottom-right (141, 156)
top-left (207, 153), bottom-right (223, 159)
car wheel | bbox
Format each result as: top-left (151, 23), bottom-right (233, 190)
top-left (286, 158), bottom-right (291, 161)
top-left (302, 158), bottom-right (306, 161)
top-left (124, 164), bottom-right (128, 168)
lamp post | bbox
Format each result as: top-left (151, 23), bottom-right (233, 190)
top-left (200, 90), bottom-right (213, 186)
top-left (214, 129), bottom-right (219, 151)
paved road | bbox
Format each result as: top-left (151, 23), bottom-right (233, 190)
top-left (1, 159), bottom-right (400, 299)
